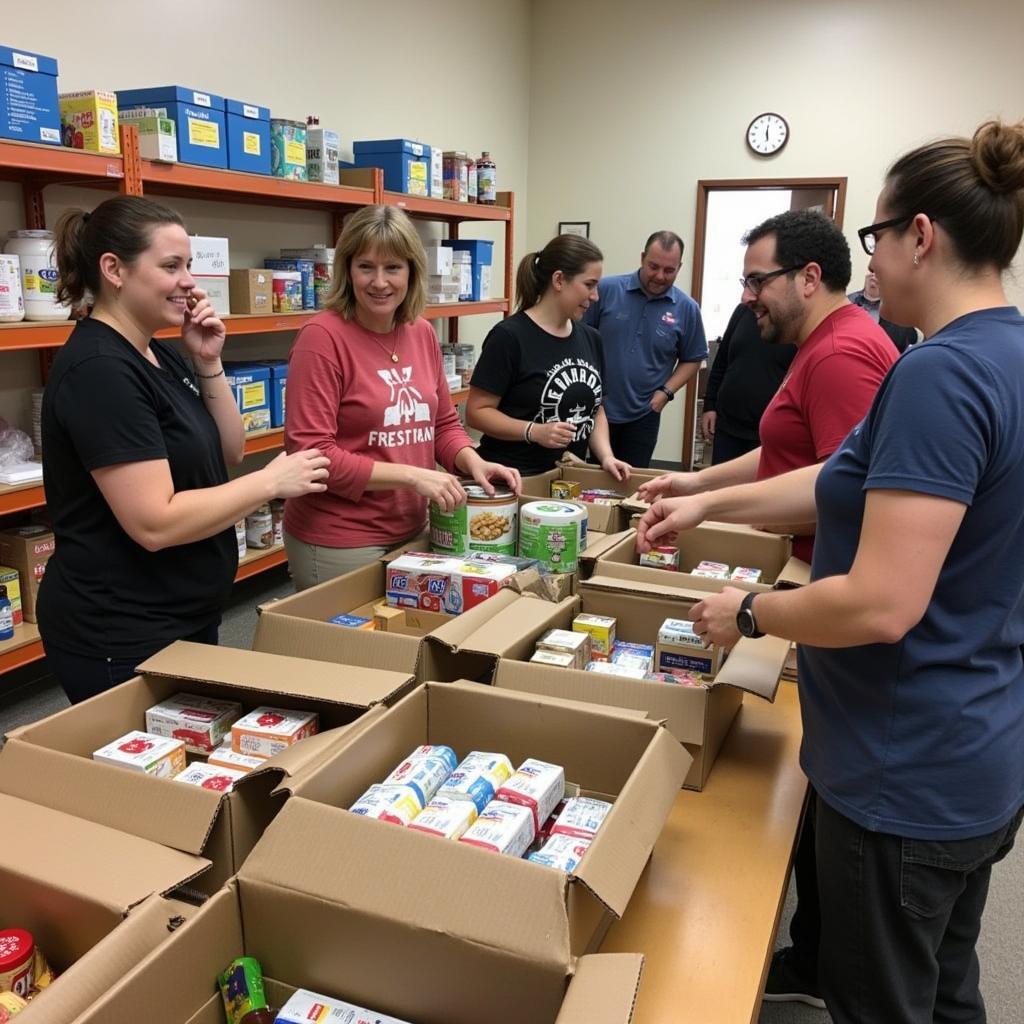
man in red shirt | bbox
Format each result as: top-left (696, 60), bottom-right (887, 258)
top-left (637, 209), bottom-right (898, 1009)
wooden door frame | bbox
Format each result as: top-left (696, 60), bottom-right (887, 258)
top-left (682, 176), bottom-right (848, 466)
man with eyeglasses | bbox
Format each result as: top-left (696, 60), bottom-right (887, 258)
top-left (639, 208), bottom-right (898, 1010)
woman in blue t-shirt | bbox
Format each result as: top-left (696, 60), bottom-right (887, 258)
top-left (639, 120), bottom-right (1024, 1023)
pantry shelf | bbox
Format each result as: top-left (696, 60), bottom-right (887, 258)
top-left (0, 481), bottom-right (45, 516)
top-left (0, 320), bottom-right (75, 351)
top-left (0, 138), bottom-right (125, 185)
top-left (243, 429), bottom-right (285, 456)
top-left (235, 543), bottom-right (287, 582)
top-left (0, 622), bottom-right (44, 675)
top-left (423, 299), bottom-right (508, 320)
top-left (383, 190), bottom-right (512, 223)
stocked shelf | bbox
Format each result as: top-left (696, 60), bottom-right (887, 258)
top-left (424, 299), bottom-right (508, 320)
top-left (0, 621), bottom-right (44, 675)
top-left (0, 138), bottom-right (125, 185)
top-left (383, 190), bottom-right (511, 222)
top-left (236, 543), bottom-right (286, 581)
top-left (0, 480), bottom-right (45, 515)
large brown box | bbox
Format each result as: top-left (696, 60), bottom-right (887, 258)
top-left (228, 268), bottom-right (273, 314)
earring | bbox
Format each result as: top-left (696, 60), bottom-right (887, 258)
top-left (913, 253), bottom-right (920, 266)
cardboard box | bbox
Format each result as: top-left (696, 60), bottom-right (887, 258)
top-left (229, 268), bottom-right (272, 314)
top-left (224, 362), bottom-right (271, 433)
top-left (62, 817), bottom-right (646, 1024)
top-left (480, 589), bottom-right (789, 790)
top-left (0, 642), bottom-right (412, 893)
top-left (590, 523), bottom-right (810, 593)
top-left (306, 124), bottom-right (340, 184)
top-left (192, 274), bottom-right (230, 316)
top-left (0, 524), bottom-right (54, 623)
top-left (59, 90), bottom-right (120, 154)
top-left (0, 791), bottom-right (203, 1024)
top-left (288, 680), bottom-right (689, 956)
top-left (116, 85), bottom-right (227, 169)
top-left (0, 45), bottom-right (61, 145)
top-left (119, 107), bottom-right (177, 161)
top-left (0, 565), bottom-right (21, 625)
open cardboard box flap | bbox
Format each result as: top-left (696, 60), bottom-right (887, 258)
top-left (426, 587), bottom-right (523, 653)
top-left (714, 634), bottom-right (791, 701)
top-left (555, 954), bottom-right (644, 1024)
top-left (138, 640), bottom-right (412, 709)
top-left (583, 564), bottom-right (747, 600)
top-left (0, 792), bottom-right (207, 914)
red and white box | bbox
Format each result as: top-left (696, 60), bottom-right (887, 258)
top-left (231, 706), bottom-right (318, 759)
top-left (551, 797), bottom-right (612, 840)
top-left (527, 833), bottom-right (593, 872)
top-left (349, 784), bottom-right (421, 826)
top-left (207, 743), bottom-right (266, 775)
top-left (408, 796), bottom-right (478, 840)
top-left (92, 731), bottom-right (186, 778)
top-left (459, 800), bottom-right (535, 856)
top-left (495, 758), bottom-right (565, 833)
top-left (173, 761), bottom-right (247, 793)
top-left (145, 692), bottom-right (242, 754)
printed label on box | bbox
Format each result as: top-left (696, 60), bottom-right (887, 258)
top-left (241, 382), bottom-right (266, 409)
top-left (188, 118), bottom-right (220, 148)
top-left (243, 131), bottom-right (261, 155)
top-left (13, 52), bottom-right (38, 72)
top-left (285, 139), bottom-right (305, 165)
top-left (192, 91), bottom-right (211, 107)
top-left (242, 104), bottom-right (259, 119)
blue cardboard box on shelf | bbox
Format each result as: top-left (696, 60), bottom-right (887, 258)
top-left (261, 361), bottom-right (288, 428)
top-left (224, 98), bottom-right (271, 175)
top-left (444, 239), bottom-right (494, 301)
top-left (115, 85), bottom-right (227, 169)
top-left (224, 362), bottom-right (272, 434)
top-left (264, 258), bottom-right (315, 310)
top-left (352, 138), bottom-right (429, 196)
top-left (0, 45), bottom-right (61, 145)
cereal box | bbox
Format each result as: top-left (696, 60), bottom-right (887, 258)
top-left (93, 731), bottom-right (186, 778)
top-left (231, 706), bottom-right (318, 759)
top-left (572, 613), bottom-right (616, 658)
top-left (145, 692), bottom-right (242, 754)
top-left (173, 762), bottom-right (247, 793)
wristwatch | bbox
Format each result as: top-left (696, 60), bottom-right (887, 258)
top-left (736, 592), bottom-right (765, 639)
top-left (658, 385), bottom-right (675, 401)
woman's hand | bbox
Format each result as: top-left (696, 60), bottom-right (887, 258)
top-left (468, 460), bottom-right (522, 496)
top-left (601, 455), bottom-right (632, 482)
top-left (637, 472), bottom-right (699, 502)
top-left (181, 287), bottom-right (226, 365)
top-left (636, 494), bottom-right (708, 552)
top-left (701, 410), bottom-right (717, 442)
top-left (411, 467), bottom-right (467, 512)
top-left (261, 450), bottom-right (330, 499)
top-left (689, 587), bottom-right (746, 648)
top-left (534, 420), bottom-right (576, 449)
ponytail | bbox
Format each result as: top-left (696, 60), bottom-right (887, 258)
top-left (53, 210), bottom-right (91, 307)
top-left (515, 234), bottom-right (604, 312)
top-left (515, 251), bottom-right (543, 311)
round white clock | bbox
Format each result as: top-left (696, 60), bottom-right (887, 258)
top-left (747, 112), bottom-right (789, 156)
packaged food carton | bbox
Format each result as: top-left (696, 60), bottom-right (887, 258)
top-left (145, 692), bottom-right (241, 754)
top-left (231, 706), bottom-right (319, 759)
top-left (92, 731), bottom-right (185, 778)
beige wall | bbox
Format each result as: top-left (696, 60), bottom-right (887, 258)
top-left (527, 0), bottom-right (1024, 462)
top-left (0, 0), bottom-right (531, 428)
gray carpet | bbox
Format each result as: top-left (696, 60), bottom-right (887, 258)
top-left (1, 564), bottom-right (1021, 1021)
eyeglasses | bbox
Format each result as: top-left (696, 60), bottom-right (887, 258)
top-left (857, 214), bottom-right (936, 255)
top-left (739, 264), bottom-right (805, 296)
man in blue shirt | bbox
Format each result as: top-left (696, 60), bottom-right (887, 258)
top-left (584, 231), bottom-right (707, 467)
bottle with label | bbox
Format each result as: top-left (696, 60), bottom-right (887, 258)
top-left (3, 231), bottom-right (72, 322)
top-left (477, 151), bottom-right (497, 205)
top-left (0, 253), bottom-right (24, 322)
top-left (0, 585), bottom-right (13, 641)
top-left (467, 155), bottom-right (478, 203)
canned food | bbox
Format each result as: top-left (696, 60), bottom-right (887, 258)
top-left (245, 505), bottom-right (273, 549)
top-left (429, 484), bottom-right (518, 556)
top-left (0, 930), bottom-right (34, 998)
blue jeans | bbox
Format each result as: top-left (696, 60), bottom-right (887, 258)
top-left (815, 793), bottom-right (1024, 1024)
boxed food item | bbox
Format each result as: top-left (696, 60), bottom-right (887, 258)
top-left (92, 731), bottom-right (186, 778)
top-left (494, 758), bottom-right (565, 833)
top-left (59, 90), bottom-right (120, 154)
top-left (407, 795), bottom-right (477, 840)
top-left (639, 546), bottom-right (680, 571)
top-left (144, 692), bottom-right (241, 754)
top-left (173, 761), bottom-right (247, 792)
top-left (437, 751), bottom-right (513, 812)
top-left (385, 551), bottom-right (520, 615)
top-left (349, 783), bottom-right (421, 826)
top-left (230, 706), bottom-right (319, 759)
top-left (306, 122), bottom-right (340, 185)
top-left (530, 650), bottom-right (576, 669)
top-left (585, 660), bottom-right (647, 680)
top-left (118, 107), bottom-right (177, 162)
top-left (528, 833), bottom-right (592, 873)
top-left (536, 628), bottom-right (591, 668)
top-left (0, 566), bottom-right (21, 626)
top-left (382, 753), bottom-right (450, 807)
top-left (207, 743), bottom-right (266, 774)
top-left (277, 989), bottom-right (413, 1024)
top-left (572, 613), bottom-right (615, 659)
top-left (731, 566), bottom-right (763, 583)
top-left (551, 797), bottom-right (612, 840)
top-left (327, 613), bottom-right (376, 630)
top-left (610, 641), bottom-right (654, 674)
top-left (459, 800), bottom-right (535, 857)
top-left (224, 363), bottom-right (272, 434)
top-left (551, 479), bottom-right (582, 500)
top-left (656, 618), bottom-right (725, 676)
top-left (0, 525), bottom-right (54, 623)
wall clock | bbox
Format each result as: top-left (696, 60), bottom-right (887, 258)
top-left (747, 112), bottom-right (789, 156)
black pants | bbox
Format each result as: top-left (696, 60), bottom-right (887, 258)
top-left (786, 795), bottom-right (822, 979)
top-left (815, 793), bottom-right (1024, 1024)
top-left (607, 410), bottom-right (661, 469)
top-left (711, 426), bottom-right (759, 465)
top-left (44, 622), bottom-right (220, 705)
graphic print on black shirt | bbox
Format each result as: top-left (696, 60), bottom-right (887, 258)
top-left (470, 311), bottom-right (605, 475)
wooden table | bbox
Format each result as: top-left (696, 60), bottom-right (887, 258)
top-left (603, 681), bottom-right (807, 1024)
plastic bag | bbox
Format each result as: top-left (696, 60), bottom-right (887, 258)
top-left (0, 424), bottom-right (35, 467)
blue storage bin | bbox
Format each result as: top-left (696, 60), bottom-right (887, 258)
top-left (224, 362), bottom-right (272, 433)
top-left (261, 361), bottom-right (289, 427)
top-left (444, 240), bottom-right (494, 301)
top-left (224, 98), bottom-right (271, 175)
top-left (0, 45), bottom-right (60, 145)
top-left (116, 85), bottom-right (227, 169)
top-left (352, 138), bottom-right (429, 196)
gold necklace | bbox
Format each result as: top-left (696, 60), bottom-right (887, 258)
top-left (357, 313), bottom-right (400, 362)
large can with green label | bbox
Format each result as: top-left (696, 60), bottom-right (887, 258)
top-left (429, 485), bottom-right (518, 556)
top-left (517, 500), bottom-right (589, 573)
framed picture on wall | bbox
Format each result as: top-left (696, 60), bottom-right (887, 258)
top-left (558, 221), bottom-right (590, 238)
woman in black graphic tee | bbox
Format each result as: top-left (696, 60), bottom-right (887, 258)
top-left (467, 235), bottom-right (632, 478)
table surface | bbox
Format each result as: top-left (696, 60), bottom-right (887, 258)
top-left (602, 681), bottom-right (807, 1024)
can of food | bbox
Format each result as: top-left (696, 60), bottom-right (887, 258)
top-left (270, 499), bottom-right (285, 546)
top-left (245, 504), bottom-right (273, 549)
top-left (218, 955), bottom-right (268, 1024)
top-left (518, 501), bottom-right (589, 573)
top-left (429, 484), bottom-right (518, 556)
top-left (0, 929), bottom-right (35, 997)
top-left (234, 520), bottom-right (247, 559)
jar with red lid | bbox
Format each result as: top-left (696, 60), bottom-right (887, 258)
top-left (0, 930), bottom-right (35, 997)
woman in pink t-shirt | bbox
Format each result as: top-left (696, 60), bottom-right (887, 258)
top-left (283, 205), bottom-right (519, 589)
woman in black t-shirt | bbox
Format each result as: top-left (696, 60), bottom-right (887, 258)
top-left (38, 196), bottom-right (330, 703)
top-left (466, 234), bottom-right (632, 478)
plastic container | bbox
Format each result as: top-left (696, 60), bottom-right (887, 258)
top-left (0, 252), bottom-right (24, 322)
top-left (518, 500), bottom-right (589, 573)
top-left (477, 151), bottom-right (497, 204)
top-left (3, 231), bottom-right (70, 321)
top-left (0, 927), bottom-right (34, 994)
top-left (442, 151), bottom-right (469, 202)
top-left (270, 119), bottom-right (307, 180)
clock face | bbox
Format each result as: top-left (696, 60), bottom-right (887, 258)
top-left (747, 113), bottom-right (789, 155)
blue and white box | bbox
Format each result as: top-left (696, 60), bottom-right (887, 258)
top-left (261, 361), bottom-right (288, 428)
top-left (224, 98), bottom-right (271, 175)
top-left (0, 45), bottom-right (61, 145)
top-left (444, 239), bottom-right (494, 301)
top-left (264, 259), bottom-right (315, 310)
top-left (352, 138), bottom-right (429, 196)
top-left (224, 363), bottom-right (272, 434)
top-left (116, 85), bottom-right (227, 169)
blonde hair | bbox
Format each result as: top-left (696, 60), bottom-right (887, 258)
top-left (323, 205), bottom-right (427, 323)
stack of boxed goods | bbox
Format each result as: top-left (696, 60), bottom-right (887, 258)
top-left (58, 90), bottom-right (120, 154)
top-left (351, 744), bottom-right (610, 873)
top-left (0, 44), bottom-right (61, 145)
top-left (425, 243), bottom-right (458, 304)
top-left (118, 106), bottom-right (177, 161)
top-left (264, 257), bottom-right (315, 311)
top-left (189, 235), bottom-right (230, 315)
top-left (0, 525), bottom-right (53, 624)
top-left (443, 239), bottom-right (493, 301)
top-left (116, 85), bottom-right (228, 169)
top-left (280, 245), bottom-right (333, 307)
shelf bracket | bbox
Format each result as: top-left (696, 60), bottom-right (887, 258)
top-left (119, 124), bottom-right (143, 196)
top-left (23, 180), bottom-right (46, 229)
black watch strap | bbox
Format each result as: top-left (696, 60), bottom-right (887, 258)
top-left (658, 385), bottom-right (675, 401)
top-left (737, 591), bottom-right (766, 639)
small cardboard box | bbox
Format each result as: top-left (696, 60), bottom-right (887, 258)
top-left (118, 108), bottom-right (177, 161)
top-left (288, 680), bottom-right (689, 957)
top-left (482, 588), bottom-right (789, 790)
top-left (0, 565), bottom-right (21, 626)
top-left (0, 791), bottom-right (204, 1024)
top-left (305, 124), bottom-right (340, 184)
top-left (63, 823), bottom-right (646, 1024)
top-left (0, 524), bottom-right (54, 623)
top-left (0, 642), bottom-right (412, 893)
top-left (59, 89), bottom-right (120, 154)
top-left (229, 268), bottom-right (272, 314)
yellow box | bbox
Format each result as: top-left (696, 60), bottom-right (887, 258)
top-left (59, 91), bottom-right (121, 155)
top-left (551, 479), bottom-right (582, 500)
top-left (0, 565), bottom-right (21, 627)
top-left (572, 613), bottom-right (616, 659)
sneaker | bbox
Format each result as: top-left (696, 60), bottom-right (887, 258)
top-left (762, 947), bottom-right (827, 1009)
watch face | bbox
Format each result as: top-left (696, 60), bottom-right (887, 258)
top-left (747, 113), bottom-right (789, 155)
top-left (737, 609), bottom-right (756, 637)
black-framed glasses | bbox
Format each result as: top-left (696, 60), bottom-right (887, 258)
top-left (739, 264), bottom-right (805, 296)
top-left (857, 214), bottom-right (917, 255)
